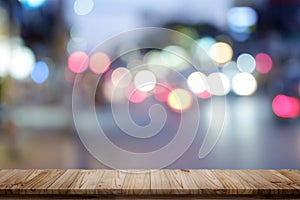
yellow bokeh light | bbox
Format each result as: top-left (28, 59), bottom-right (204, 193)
top-left (209, 42), bottom-right (233, 64)
top-left (167, 88), bottom-right (193, 112)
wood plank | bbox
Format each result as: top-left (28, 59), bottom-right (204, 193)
top-left (47, 169), bottom-right (105, 195)
top-left (151, 169), bottom-right (202, 195)
top-left (0, 170), bottom-right (36, 195)
top-left (212, 170), bottom-right (257, 195)
top-left (189, 170), bottom-right (225, 195)
top-left (233, 170), bottom-right (281, 195)
top-left (47, 169), bottom-right (80, 194)
top-left (122, 170), bottom-right (150, 195)
top-left (212, 170), bottom-right (300, 196)
top-left (95, 170), bottom-right (127, 195)
top-left (255, 170), bottom-right (300, 193)
top-left (0, 170), bottom-right (19, 187)
top-left (277, 170), bottom-right (300, 187)
top-left (11, 169), bottom-right (65, 195)
top-left (0, 169), bottom-right (299, 198)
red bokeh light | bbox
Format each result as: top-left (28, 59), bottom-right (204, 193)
top-left (272, 94), bottom-right (300, 118)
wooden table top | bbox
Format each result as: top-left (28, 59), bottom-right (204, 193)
top-left (0, 169), bottom-right (299, 199)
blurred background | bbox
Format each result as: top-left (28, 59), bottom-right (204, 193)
top-left (0, 0), bottom-right (300, 169)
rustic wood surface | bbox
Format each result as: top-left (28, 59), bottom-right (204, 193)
top-left (0, 169), bottom-right (299, 199)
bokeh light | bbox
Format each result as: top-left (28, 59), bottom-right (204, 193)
top-left (67, 51), bottom-right (89, 73)
top-left (31, 61), bottom-right (49, 84)
top-left (111, 67), bottom-right (132, 88)
top-left (209, 42), bottom-right (233, 64)
top-left (222, 61), bottom-right (239, 79)
top-left (227, 7), bottom-right (258, 42)
top-left (187, 72), bottom-right (207, 94)
top-left (161, 45), bottom-right (189, 71)
top-left (153, 83), bottom-right (172, 102)
top-left (237, 53), bottom-right (256, 73)
top-left (196, 90), bottom-right (212, 99)
top-left (196, 37), bottom-right (216, 53)
top-left (73, 0), bottom-right (94, 16)
top-left (144, 50), bottom-right (164, 65)
top-left (134, 70), bottom-right (156, 92)
top-left (175, 26), bottom-right (198, 40)
top-left (272, 94), bottom-right (300, 118)
top-left (89, 52), bottom-right (111, 74)
top-left (19, 0), bottom-right (47, 9)
top-left (227, 7), bottom-right (258, 30)
top-left (255, 53), bottom-right (272, 74)
top-left (232, 73), bottom-right (257, 96)
top-left (207, 72), bottom-right (231, 96)
top-left (144, 51), bottom-right (170, 79)
top-left (167, 88), bottom-right (193, 112)
top-left (126, 83), bottom-right (148, 103)
top-left (9, 46), bottom-right (35, 80)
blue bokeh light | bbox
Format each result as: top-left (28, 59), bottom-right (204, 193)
top-left (31, 61), bottom-right (49, 84)
top-left (19, 0), bottom-right (47, 10)
top-left (227, 7), bottom-right (258, 29)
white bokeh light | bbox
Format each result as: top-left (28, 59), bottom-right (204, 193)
top-left (232, 72), bottom-right (257, 96)
top-left (207, 72), bottom-right (231, 96)
top-left (9, 46), bottom-right (35, 80)
top-left (74, 0), bottom-right (94, 16)
top-left (134, 70), bottom-right (156, 92)
top-left (237, 53), bottom-right (256, 73)
top-left (187, 72), bottom-right (207, 94)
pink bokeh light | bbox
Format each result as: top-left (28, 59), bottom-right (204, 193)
top-left (153, 83), bottom-right (172, 102)
top-left (126, 83), bottom-right (148, 103)
top-left (255, 53), bottom-right (272, 74)
top-left (67, 51), bottom-right (89, 73)
top-left (272, 94), bottom-right (300, 118)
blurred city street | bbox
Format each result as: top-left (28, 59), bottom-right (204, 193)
top-left (1, 93), bottom-right (300, 169)
top-left (0, 0), bottom-right (299, 169)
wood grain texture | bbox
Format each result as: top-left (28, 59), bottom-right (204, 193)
top-left (95, 170), bottom-right (126, 195)
top-left (151, 170), bottom-right (193, 195)
top-left (189, 170), bottom-right (225, 195)
top-left (278, 170), bottom-right (300, 186)
top-left (122, 170), bottom-right (150, 195)
top-left (12, 169), bottom-right (64, 195)
top-left (0, 169), bottom-right (299, 199)
top-left (48, 169), bottom-right (105, 195)
top-left (212, 170), bottom-right (256, 195)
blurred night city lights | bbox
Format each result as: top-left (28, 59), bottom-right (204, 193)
top-left (0, 0), bottom-right (299, 169)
